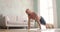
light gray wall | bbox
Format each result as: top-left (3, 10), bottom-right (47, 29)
top-left (0, 0), bottom-right (33, 20)
top-left (56, 0), bottom-right (60, 28)
top-left (0, 0), bottom-right (21, 16)
top-left (0, 0), bottom-right (38, 27)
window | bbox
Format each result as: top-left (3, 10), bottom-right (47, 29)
top-left (40, 0), bottom-right (54, 24)
top-left (39, 0), bottom-right (54, 29)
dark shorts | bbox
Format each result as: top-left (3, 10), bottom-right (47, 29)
top-left (40, 16), bottom-right (46, 25)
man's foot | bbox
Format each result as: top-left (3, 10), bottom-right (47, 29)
top-left (46, 24), bottom-right (54, 29)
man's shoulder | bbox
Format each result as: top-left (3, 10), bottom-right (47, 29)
top-left (32, 12), bottom-right (37, 15)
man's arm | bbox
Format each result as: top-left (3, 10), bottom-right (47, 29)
top-left (28, 16), bottom-right (30, 29)
top-left (36, 19), bottom-right (41, 29)
top-left (35, 16), bottom-right (41, 29)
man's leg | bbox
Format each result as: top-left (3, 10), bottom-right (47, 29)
top-left (46, 24), bottom-right (54, 29)
top-left (40, 16), bottom-right (54, 29)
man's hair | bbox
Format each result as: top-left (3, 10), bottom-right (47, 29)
top-left (25, 9), bottom-right (29, 13)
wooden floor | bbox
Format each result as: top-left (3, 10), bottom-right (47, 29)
top-left (0, 29), bottom-right (57, 32)
top-left (0, 29), bottom-right (38, 32)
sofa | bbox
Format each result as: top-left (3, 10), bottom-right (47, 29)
top-left (0, 14), bottom-right (35, 29)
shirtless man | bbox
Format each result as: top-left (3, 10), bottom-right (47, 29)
top-left (25, 9), bottom-right (54, 29)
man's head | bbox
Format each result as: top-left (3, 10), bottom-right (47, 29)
top-left (25, 9), bottom-right (32, 14)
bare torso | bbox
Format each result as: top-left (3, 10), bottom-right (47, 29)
top-left (28, 12), bottom-right (40, 20)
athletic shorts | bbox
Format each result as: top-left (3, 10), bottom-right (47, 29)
top-left (40, 16), bottom-right (46, 25)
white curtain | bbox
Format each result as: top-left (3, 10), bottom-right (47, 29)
top-left (40, 0), bottom-right (54, 29)
top-left (40, 0), bottom-right (54, 24)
